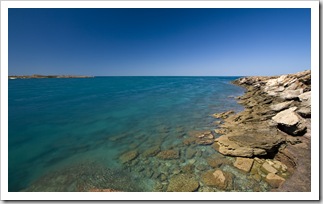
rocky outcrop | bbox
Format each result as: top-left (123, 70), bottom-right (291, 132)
top-left (213, 70), bottom-right (311, 191)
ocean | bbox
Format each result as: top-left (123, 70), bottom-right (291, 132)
top-left (8, 77), bottom-right (271, 192)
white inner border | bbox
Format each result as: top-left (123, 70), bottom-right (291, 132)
top-left (1, 0), bottom-right (319, 201)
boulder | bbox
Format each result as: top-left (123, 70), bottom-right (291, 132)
top-left (272, 108), bottom-right (307, 136)
top-left (265, 173), bottom-right (285, 188)
top-left (296, 107), bottom-right (311, 118)
top-left (280, 89), bottom-right (303, 100)
top-left (298, 91), bottom-right (311, 102)
top-left (270, 101), bottom-right (293, 112)
top-left (167, 174), bottom-right (199, 192)
top-left (119, 150), bottom-right (139, 164)
top-left (233, 157), bottom-right (254, 173)
top-left (156, 150), bottom-right (180, 160)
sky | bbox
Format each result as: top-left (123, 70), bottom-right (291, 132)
top-left (8, 8), bottom-right (311, 76)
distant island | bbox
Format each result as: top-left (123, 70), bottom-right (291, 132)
top-left (9, 74), bottom-right (94, 79)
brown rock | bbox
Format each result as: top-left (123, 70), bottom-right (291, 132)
top-left (182, 164), bottom-right (195, 173)
top-left (196, 139), bottom-right (214, 145)
top-left (186, 148), bottom-right (197, 159)
top-left (261, 162), bottom-right (278, 174)
top-left (183, 137), bottom-right (196, 146)
top-left (167, 174), bottom-right (199, 192)
top-left (206, 157), bottom-right (229, 168)
top-left (187, 130), bottom-right (214, 145)
top-left (142, 146), bottom-right (161, 157)
top-left (212, 110), bottom-right (235, 119)
top-left (119, 150), bottom-right (139, 164)
top-left (156, 150), bottom-right (180, 160)
top-left (265, 173), bottom-right (285, 188)
top-left (201, 170), bottom-right (232, 190)
top-left (233, 157), bottom-right (254, 173)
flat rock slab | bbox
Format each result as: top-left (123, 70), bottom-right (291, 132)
top-left (270, 101), bottom-right (293, 112)
top-left (280, 89), bottom-right (303, 100)
top-left (214, 128), bottom-right (285, 157)
top-left (234, 157), bottom-right (254, 173)
top-left (261, 162), bottom-right (278, 174)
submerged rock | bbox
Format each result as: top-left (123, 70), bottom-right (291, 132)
top-left (201, 170), bottom-right (233, 190)
top-left (187, 130), bottom-right (215, 146)
top-left (142, 146), bottom-right (161, 157)
top-left (167, 174), bottom-right (199, 192)
top-left (119, 150), bottom-right (139, 164)
top-left (156, 150), bottom-right (180, 160)
top-left (185, 148), bottom-right (197, 159)
top-left (206, 156), bottom-right (230, 168)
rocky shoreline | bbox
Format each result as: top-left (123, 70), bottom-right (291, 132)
top-left (213, 70), bottom-right (311, 191)
top-left (21, 70), bottom-right (311, 192)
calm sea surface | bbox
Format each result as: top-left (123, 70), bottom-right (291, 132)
top-left (8, 77), bottom-right (271, 192)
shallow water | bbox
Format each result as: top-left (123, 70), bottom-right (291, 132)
top-left (9, 77), bottom-right (271, 192)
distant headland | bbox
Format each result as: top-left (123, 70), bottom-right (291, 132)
top-left (9, 74), bottom-right (94, 79)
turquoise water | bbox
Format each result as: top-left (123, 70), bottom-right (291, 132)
top-left (9, 77), bottom-right (270, 192)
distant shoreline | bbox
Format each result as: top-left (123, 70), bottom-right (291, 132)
top-left (8, 75), bottom-right (94, 79)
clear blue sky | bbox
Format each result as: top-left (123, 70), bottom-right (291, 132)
top-left (9, 8), bottom-right (310, 76)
